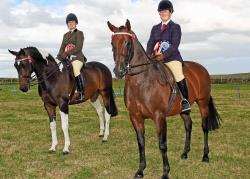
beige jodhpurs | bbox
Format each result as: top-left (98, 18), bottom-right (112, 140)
top-left (71, 60), bottom-right (84, 77)
top-left (164, 60), bottom-right (185, 82)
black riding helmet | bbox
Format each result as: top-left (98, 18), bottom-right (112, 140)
top-left (66, 13), bottom-right (78, 24)
top-left (158, 0), bottom-right (174, 13)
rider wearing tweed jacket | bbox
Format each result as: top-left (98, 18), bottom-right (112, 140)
top-left (57, 13), bottom-right (87, 101)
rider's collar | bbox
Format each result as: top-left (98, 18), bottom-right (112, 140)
top-left (162, 19), bottom-right (171, 26)
top-left (70, 28), bottom-right (77, 33)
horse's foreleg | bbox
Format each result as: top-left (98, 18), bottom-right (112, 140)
top-left (44, 103), bottom-right (58, 152)
top-left (59, 102), bottom-right (70, 155)
top-left (154, 114), bottom-right (170, 179)
top-left (91, 98), bottom-right (105, 137)
top-left (180, 113), bottom-right (192, 159)
top-left (130, 113), bottom-right (146, 179)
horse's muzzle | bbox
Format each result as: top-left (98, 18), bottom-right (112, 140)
top-left (20, 85), bottom-right (29, 92)
top-left (114, 69), bottom-right (127, 79)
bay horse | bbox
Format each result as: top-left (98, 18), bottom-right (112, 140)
top-left (107, 20), bottom-right (221, 178)
top-left (8, 47), bottom-right (117, 154)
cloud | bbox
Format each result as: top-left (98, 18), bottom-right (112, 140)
top-left (0, 0), bottom-right (249, 78)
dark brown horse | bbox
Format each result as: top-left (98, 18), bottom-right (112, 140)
top-left (9, 47), bottom-right (117, 154)
top-left (107, 20), bottom-right (221, 179)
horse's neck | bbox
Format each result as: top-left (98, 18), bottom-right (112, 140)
top-left (126, 39), bottom-right (152, 83)
top-left (130, 39), bottom-right (149, 67)
top-left (34, 60), bottom-right (62, 87)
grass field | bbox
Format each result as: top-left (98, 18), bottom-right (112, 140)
top-left (0, 82), bottom-right (249, 178)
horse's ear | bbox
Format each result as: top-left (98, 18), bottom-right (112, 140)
top-left (107, 21), bottom-right (118, 32)
top-left (8, 49), bottom-right (18, 56)
top-left (125, 19), bottom-right (131, 31)
top-left (19, 48), bottom-right (25, 55)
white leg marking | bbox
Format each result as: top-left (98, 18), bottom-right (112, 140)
top-left (60, 111), bottom-right (70, 153)
top-left (91, 98), bottom-right (105, 137)
top-left (49, 120), bottom-right (58, 151)
top-left (103, 108), bottom-right (111, 141)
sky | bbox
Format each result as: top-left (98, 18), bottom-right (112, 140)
top-left (0, 0), bottom-right (249, 78)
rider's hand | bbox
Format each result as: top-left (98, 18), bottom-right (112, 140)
top-left (154, 51), bottom-right (164, 61)
top-left (61, 52), bottom-right (68, 59)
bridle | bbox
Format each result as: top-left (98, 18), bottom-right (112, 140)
top-left (112, 32), bottom-right (152, 76)
top-left (15, 55), bottom-right (62, 86)
top-left (16, 55), bottom-right (34, 64)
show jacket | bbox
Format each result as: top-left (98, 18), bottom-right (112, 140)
top-left (57, 29), bottom-right (86, 62)
top-left (146, 20), bottom-right (183, 63)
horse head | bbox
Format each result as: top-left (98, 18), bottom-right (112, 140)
top-left (9, 47), bottom-right (49, 92)
top-left (107, 19), bottom-right (136, 79)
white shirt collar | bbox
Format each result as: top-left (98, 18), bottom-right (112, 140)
top-left (162, 19), bottom-right (171, 25)
top-left (70, 28), bottom-right (76, 33)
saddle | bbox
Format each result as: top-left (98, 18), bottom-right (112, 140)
top-left (154, 61), bottom-right (179, 114)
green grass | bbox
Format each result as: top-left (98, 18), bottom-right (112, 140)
top-left (0, 82), bottom-right (249, 178)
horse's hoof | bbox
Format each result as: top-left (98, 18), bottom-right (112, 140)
top-left (202, 156), bottom-right (209, 163)
top-left (102, 139), bottom-right (108, 143)
top-left (181, 153), bottom-right (188, 160)
top-left (134, 171), bottom-right (143, 178)
top-left (48, 149), bottom-right (56, 153)
top-left (63, 151), bottom-right (69, 155)
top-left (161, 174), bottom-right (169, 179)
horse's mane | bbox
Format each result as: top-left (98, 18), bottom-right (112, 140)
top-left (24, 46), bottom-right (57, 65)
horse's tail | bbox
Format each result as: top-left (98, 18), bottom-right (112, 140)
top-left (105, 86), bottom-right (118, 117)
top-left (207, 96), bottom-right (221, 131)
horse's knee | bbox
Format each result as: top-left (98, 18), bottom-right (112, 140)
top-left (59, 102), bottom-right (69, 114)
top-left (198, 102), bottom-right (209, 119)
top-left (60, 111), bottom-right (69, 130)
top-left (92, 99), bottom-right (104, 114)
top-left (104, 109), bottom-right (111, 123)
top-left (49, 116), bottom-right (56, 123)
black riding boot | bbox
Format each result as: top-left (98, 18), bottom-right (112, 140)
top-left (177, 79), bottom-right (191, 113)
top-left (75, 75), bottom-right (85, 101)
